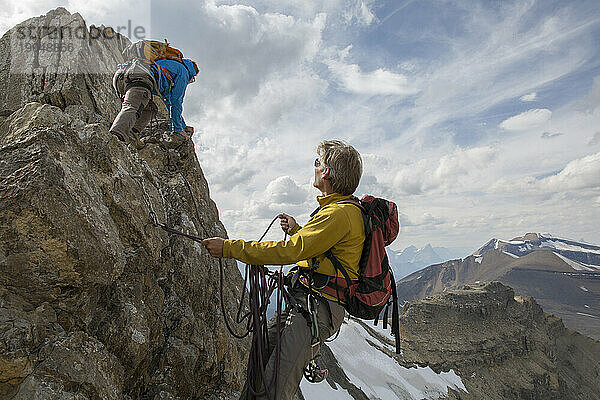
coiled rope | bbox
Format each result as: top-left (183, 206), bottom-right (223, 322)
top-left (131, 150), bottom-right (289, 399)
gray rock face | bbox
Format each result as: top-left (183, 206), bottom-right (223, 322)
top-left (0, 7), bottom-right (129, 121)
top-left (0, 9), bottom-right (249, 400)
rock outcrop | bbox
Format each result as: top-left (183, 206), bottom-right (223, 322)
top-left (0, 8), bottom-right (248, 399)
top-left (0, 7), bottom-right (130, 121)
top-left (397, 282), bottom-right (600, 399)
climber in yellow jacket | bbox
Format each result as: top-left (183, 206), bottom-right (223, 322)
top-left (202, 140), bottom-right (364, 400)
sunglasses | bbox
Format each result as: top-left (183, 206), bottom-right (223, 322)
top-left (314, 158), bottom-right (321, 167)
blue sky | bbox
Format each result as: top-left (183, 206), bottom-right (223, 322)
top-left (2, 0), bottom-right (600, 251)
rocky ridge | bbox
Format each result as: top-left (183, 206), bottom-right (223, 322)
top-left (0, 8), bottom-right (248, 399)
top-left (398, 282), bottom-right (600, 399)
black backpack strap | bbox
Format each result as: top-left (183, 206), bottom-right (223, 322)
top-left (324, 249), bottom-right (353, 289)
top-left (310, 205), bottom-right (321, 217)
top-left (390, 269), bottom-right (401, 354)
top-left (324, 249), bottom-right (354, 308)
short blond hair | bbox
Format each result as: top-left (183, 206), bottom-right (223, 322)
top-left (317, 140), bottom-right (362, 195)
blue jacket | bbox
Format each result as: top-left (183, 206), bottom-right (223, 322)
top-left (151, 59), bottom-right (197, 132)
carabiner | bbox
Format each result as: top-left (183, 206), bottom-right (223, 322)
top-left (307, 294), bottom-right (319, 341)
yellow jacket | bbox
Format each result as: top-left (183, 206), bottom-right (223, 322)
top-left (222, 193), bottom-right (365, 281)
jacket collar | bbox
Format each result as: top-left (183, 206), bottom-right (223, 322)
top-left (317, 192), bottom-right (352, 208)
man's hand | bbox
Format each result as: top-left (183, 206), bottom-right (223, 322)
top-left (278, 213), bottom-right (297, 234)
top-left (184, 126), bottom-right (194, 135)
top-left (202, 237), bottom-right (224, 258)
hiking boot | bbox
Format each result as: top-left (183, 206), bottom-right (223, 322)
top-left (142, 135), bottom-right (161, 145)
top-left (130, 129), bottom-right (146, 150)
top-left (162, 131), bottom-right (188, 149)
top-left (110, 130), bottom-right (127, 142)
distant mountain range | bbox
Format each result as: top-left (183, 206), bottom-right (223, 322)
top-left (396, 233), bottom-right (600, 340)
top-left (387, 244), bottom-right (472, 279)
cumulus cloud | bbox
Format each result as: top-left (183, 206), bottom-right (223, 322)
top-left (235, 0), bottom-right (376, 25)
top-left (196, 137), bottom-right (277, 192)
top-left (150, 1), bottom-right (326, 106)
top-left (393, 146), bottom-right (497, 195)
top-left (265, 176), bottom-right (309, 205)
top-left (499, 109), bottom-right (552, 131)
top-left (538, 152), bottom-right (600, 191)
top-left (520, 92), bottom-right (537, 102)
top-left (355, 174), bottom-right (394, 199)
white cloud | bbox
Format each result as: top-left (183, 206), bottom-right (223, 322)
top-left (393, 146), bottom-right (497, 195)
top-left (499, 109), bottom-right (552, 131)
top-left (399, 212), bottom-right (445, 227)
top-left (342, 0), bottom-right (375, 26)
top-left (326, 57), bottom-right (419, 96)
top-left (190, 3), bottom-right (326, 102)
top-left (538, 152), bottom-right (600, 192)
top-left (520, 92), bottom-right (537, 102)
top-left (590, 132), bottom-right (600, 146)
top-left (265, 176), bottom-right (309, 205)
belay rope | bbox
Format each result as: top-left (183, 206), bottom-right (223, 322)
top-left (130, 150), bottom-right (296, 399)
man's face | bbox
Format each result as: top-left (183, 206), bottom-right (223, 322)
top-left (313, 157), bottom-right (325, 190)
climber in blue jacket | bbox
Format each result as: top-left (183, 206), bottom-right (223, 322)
top-left (110, 57), bottom-right (199, 148)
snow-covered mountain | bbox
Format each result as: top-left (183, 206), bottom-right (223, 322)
top-left (387, 244), bottom-right (471, 279)
top-left (475, 233), bottom-right (600, 269)
top-left (397, 233), bottom-right (600, 340)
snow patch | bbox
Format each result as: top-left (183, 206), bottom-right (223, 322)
top-left (326, 319), bottom-right (467, 400)
top-left (554, 252), bottom-right (595, 271)
top-left (576, 312), bottom-right (600, 320)
top-left (369, 320), bottom-right (397, 343)
top-left (580, 286), bottom-right (589, 292)
top-left (300, 379), bottom-right (353, 399)
top-left (541, 240), bottom-right (600, 254)
top-left (502, 251), bottom-right (519, 259)
top-left (475, 256), bottom-right (483, 264)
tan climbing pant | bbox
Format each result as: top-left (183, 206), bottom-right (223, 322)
top-left (109, 86), bottom-right (153, 140)
top-left (239, 288), bottom-right (345, 400)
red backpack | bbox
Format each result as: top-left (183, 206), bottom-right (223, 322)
top-left (312, 195), bottom-right (402, 353)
